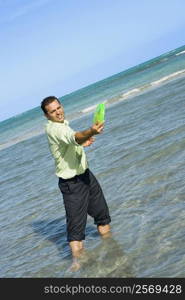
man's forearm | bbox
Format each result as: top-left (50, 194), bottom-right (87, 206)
top-left (75, 128), bottom-right (96, 145)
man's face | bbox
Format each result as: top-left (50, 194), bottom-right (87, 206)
top-left (45, 100), bottom-right (65, 123)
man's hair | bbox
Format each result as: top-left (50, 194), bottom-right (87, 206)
top-left (41, 96), bottom-right (61, 114)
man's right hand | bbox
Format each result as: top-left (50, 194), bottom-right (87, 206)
top-left (91, 122), bottom-right (104, 135)
top-left (75, 122), bottom-right (105, 145)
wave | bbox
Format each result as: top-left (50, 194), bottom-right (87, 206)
top-left (1, 68), bottom-right (185, 151)
top-left (150, 70), bottom-right (185, 86)
top-left (69, 68), bottom-right (185, 119)
top-left (81, 104), bottom-right (97, 113)
top-left (106, 69), bottom-right (185, 106)
top-left (0, 128), bottom-right (44, 151)
top-left (160, 58), bottom-right (168, 62)
top-left (176, 50), bottom-right (185, 56)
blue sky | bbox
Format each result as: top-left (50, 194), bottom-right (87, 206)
top-left (0, 0), bottom-right (185, 121)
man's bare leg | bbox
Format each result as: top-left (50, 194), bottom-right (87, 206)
top-left (97, 224), bottom-right (111, 238)
top-left (69, 241), bottom-right (84, 271)
top-left (69, 226), bottom-right (111, 271)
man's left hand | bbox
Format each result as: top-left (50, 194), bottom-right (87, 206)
top-left (82, 137), bottom-right (95, 147)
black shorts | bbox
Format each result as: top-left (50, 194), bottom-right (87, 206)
top-left (58, 169), bottom-right (111, 242)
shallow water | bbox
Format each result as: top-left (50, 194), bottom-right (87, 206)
top-left (1, 73), bottom-right (185, 277)
top-left (1, 45), bottom-right (185, 277)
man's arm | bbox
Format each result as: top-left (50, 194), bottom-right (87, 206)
top-left (75, 122), bottom-right (104, 145)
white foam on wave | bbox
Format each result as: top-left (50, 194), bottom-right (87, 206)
top-left (120, 88), bottom-right (140, 99)
top-left (160, 58), bottom-right (168, 62)
top-left (151, 69), bottom-right (185, 86)
top-left (0, 128), bottom-right (44, 151)
top-left (176, 50), bottom-right (185, 56)
top-left (81, 104), bottom-right (97, 113)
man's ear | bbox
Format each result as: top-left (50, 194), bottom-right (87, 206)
top-left (45, 113), bottom-right (49, 119)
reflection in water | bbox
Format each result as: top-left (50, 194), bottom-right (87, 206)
top-left (32, 219), bottom-right (134, 277)
top-left (64, 235), bottom-right (135, 277)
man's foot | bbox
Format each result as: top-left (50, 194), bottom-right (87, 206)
top-left (69, 259), bottom-right (81, 272)
top-left (68, 249), bottom-right (92, 272)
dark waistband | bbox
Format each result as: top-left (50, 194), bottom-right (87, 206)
top-left (59, 169), bottom-right (89, 183)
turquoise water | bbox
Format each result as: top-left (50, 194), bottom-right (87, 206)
top-left (0, 45), bottom-right (185, 277)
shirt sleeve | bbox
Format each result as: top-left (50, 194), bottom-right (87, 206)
top-left (55, 123), bottom-right (79, 146)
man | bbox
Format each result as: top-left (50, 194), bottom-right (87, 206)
top-left (41, 96), bottom-right (111, 270)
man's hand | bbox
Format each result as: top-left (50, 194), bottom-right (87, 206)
top-left (75, 122), bottom-right (104, 145)
top-left (91, 122), bottom-right (104, 134)
top-left (82, 137), bottom-right (95, 147)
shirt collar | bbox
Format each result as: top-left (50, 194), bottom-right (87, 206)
top-left (48, 119), bottom-right (68, 125)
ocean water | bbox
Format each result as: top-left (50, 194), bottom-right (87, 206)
top-left (0, 45), bottom-right (185, 278)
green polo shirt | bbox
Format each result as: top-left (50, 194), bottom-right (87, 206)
top-left (45, 119), bottom-right (88, 179)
